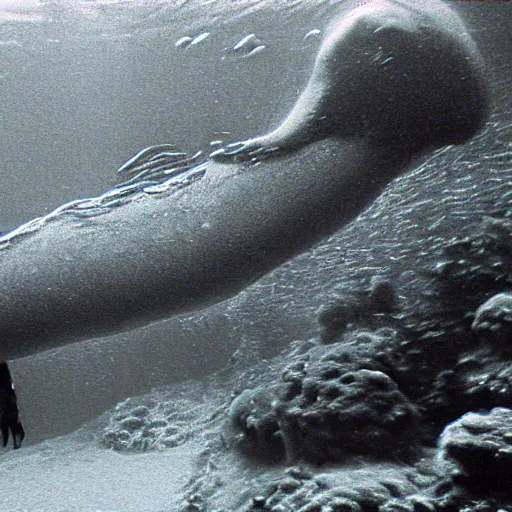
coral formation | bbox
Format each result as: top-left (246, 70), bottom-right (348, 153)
top-left (246, 465), bottom-right (418, 512)
top-left (227, 384), bottom-right (284, 462)
top-left (228, 332), bottom-right (419, 465)
top-left (101, 401), bottom-right (190, 452)
top-left (430, 217), bottom-right (512, 293)
top-left (423, 347), bottom-right (512, 423)
top-left (439, 407), bottom-right (512, 491)
top-left (472, 292), bottom-right (512, 350)
top-left (276, 366), bottom-right (418, 464)
top-left (393, 217), bottom-right (512, 356)
top-left (317, 277), bottom-right (399, 343)
top-left (211, 216), bottom-right (512, 510)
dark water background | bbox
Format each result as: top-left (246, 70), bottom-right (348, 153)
top-left (1, 0), bottom-right (511, 443)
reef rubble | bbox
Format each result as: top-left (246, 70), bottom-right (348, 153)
top-left (171, 215), bottom-right (512, 511)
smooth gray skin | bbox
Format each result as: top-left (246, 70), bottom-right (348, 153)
top-left (0, 0), bottom-right (489, 360)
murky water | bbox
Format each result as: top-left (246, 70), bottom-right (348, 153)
top-left (1, 0), bottom-right (511, 450)
top-left (0, 0), bottom-right (331, 233)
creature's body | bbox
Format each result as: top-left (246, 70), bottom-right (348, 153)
top-left (0, 0), bottom-right (489, 363)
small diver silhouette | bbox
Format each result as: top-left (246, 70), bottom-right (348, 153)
top-left (0, 362), bottom-right (24, 449)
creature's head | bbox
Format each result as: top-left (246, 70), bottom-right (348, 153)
top-left (311, 0), bottom-right (491, 154)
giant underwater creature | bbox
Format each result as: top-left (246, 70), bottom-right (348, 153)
top-left (0, 0), bottom-right (490, 445)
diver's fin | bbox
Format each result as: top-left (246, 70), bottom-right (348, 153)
top-left (10, 420), bottom-right (25, 449)
top-left (1, 423), bottom-right (8, 447)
